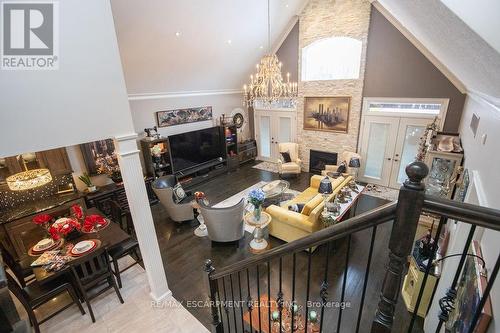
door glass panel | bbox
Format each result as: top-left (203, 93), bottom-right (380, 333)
top-left (278, 117), bottom-right (291, 143)
top-left (396, 125), bottom-right (426, 184)
top-left (364, 123), bottom-right (389, 179)
top-left (259, 116), bottom-right (271, 158)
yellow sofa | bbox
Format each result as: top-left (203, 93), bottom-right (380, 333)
top-left (266, 175), bottom-right (352, 243)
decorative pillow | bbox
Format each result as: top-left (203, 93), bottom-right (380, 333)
top-left (172, 183), bottom-right (186, 203)
top-left (288, 203), bottom-right (305, 213)
top-left (301, 194), bottom-right (324, 216)
top-left (280, 151), bottom-right (292, 163)
top-left (337, 161), bottom-right (347, 173)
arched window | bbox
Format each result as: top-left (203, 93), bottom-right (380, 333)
top-left (301, 37), bottom-right (362, 81)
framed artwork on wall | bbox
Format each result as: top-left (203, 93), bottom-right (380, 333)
top-left (303, 96), bottom-right (350, 133)
top-left (156, 106), bottom-right (213, 128)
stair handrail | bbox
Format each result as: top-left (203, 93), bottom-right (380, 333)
top-left (210, 200), bottom-right (397, 280)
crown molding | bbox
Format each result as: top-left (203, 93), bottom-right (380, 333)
top-left (128, 89), bottom-right (242, 101)
top-left (371, 1), bottom-right (467, 94)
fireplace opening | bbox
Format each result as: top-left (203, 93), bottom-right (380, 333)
top-left (309, 150), bottom-right (338, 174)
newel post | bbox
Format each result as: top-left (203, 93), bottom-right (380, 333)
top-left (371, 161), bottom-right (428, 332)
top-left (204, 259), bottom-right (223, 333)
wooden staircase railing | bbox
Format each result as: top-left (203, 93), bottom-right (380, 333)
top-left (204, 161), bottom-right (500, 333)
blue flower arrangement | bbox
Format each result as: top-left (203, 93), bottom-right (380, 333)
top-left (248, 188), bottom-right (265, 207)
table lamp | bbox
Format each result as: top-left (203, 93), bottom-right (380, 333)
top-left (349, 157), bottom-right (361, 181)
top-left (318, 176), bottom-right (333, 218)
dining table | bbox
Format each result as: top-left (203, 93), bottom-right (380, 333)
top-left (30, 207), bottom-right (131, 284)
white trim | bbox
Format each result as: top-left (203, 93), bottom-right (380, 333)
top-left (128, 89), bottom-right (242, 101)
top-left (362, 97), bottom-right (449, 130)
top-left (272, 15), bottom-right (299, 54)
top-left (371, 1), bottom-right (467, 94)
top-left (150, 290), bottom-right (173, 302)
top-left (115, 133), bottom-right (139, 142)
top-left (469, 170), bottom-right (488, 207)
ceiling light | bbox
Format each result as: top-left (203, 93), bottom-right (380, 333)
top-left (175, 32), bottom-right (181, 37)
top-left (259, 45), bottom-right (264, 49)
top-left (243, 0), bottom-right (297, 108)
top-left (7, 168), bottom-right (52, 191)
top-left (227, 39), bottom-right (232, 44)
top-left (285, 4), bottom-right (289, 8)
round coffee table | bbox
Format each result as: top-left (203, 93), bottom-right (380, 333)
top-left (244, 211), bottom-right (272, 253)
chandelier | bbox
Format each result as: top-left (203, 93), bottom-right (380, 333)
top-left (6, 168), bottom-right (52, 191)
top-left (243, 0), bottom-right (298, 107)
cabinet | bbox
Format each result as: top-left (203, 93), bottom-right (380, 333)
top-left (140, 138), bottom-right (171, 178)
top-left (37, 148), bottom-right (73, 175)
top-left (424, 150), bottom-right (463, 199)
top-left (402, 257), bottom-right (439, 318)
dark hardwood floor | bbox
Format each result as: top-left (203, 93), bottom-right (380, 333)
top-left (152, 162), bottom-right (423, 332)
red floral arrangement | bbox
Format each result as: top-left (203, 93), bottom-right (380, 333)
top-left (71, 204), bottom-right (84, 220)
top-left (48, 218), bottom-right (81, 241)
top-left (82, 214), bottom-right (107, 233)
top-left (33, 214), bottom-right (53, 225)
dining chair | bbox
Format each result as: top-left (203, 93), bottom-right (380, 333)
top-left (107, 200), bottom-right (142, 288)
top-left (70, 247), bottom-right (124, 322)
top-left (0, 244), bottom-right (35, 288)
top-left (6, 270), bottom-right (85, 333)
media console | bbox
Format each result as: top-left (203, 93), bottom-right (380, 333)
top-left (176, 158), bottom-right (227, 188)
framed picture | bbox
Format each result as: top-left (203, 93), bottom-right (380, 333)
top-left (156, 106), bottom-right (213, 128)
top-left (303, 96), bottom-right (350, 133)
top-left (447, 241), bottom-right (492, 333)
top-left (80, 139), bottom-right (118, 175)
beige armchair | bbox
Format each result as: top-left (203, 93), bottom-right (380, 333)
top-left (322, 151), bottom-right (361, 176)
top-left (277, 142), bottom-right (301, 176)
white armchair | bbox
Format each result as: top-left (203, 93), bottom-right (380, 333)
top-left (277, 142), bottom-right (301, 176)
top-left (322, 151), bottom-right (361, 176)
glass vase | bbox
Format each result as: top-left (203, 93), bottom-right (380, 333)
top-left (253, 205), bottom-right (262, 222)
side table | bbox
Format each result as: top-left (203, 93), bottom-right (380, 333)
top-left (244, 211), bottom-right (272, 253)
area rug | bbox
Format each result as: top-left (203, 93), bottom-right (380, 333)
top-left (213, 181), bottom-right (300, 233)
top-left (252, 161), bottom-right (279, 173)
top-left (364, 184), bottom-right (399, 202)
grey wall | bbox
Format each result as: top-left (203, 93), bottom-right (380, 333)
top-left (276, 21), bottom-right (299, 83)
top-left (363, 7), bottom-right (466, 132)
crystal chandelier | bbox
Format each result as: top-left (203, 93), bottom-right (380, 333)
top-left (243, 0), bottom-right (298, 107)
top-left (6, 168), bottom-right (52, 191)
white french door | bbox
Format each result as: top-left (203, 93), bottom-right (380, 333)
top-left (254, 109), bottom-right (296, 162)
top-left (359, 116), bottom-right (430, 188)
top-left (359, 116), bottom-right (399, 186)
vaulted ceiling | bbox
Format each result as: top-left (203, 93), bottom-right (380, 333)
top-left (373, 0), bottom-right (500, 100)
top-left (111, 0), bottom-right (307, 95)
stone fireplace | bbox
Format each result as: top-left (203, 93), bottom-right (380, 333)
top-left (309, 150), bottom-right (338, 174)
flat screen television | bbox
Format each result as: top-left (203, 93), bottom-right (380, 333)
top-left (168, 126), bottom-right (224, 173)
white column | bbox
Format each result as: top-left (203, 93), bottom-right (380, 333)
top-left (114, 133), bottom-right (171, 301)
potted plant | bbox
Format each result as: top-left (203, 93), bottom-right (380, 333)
top-left (78, 173), bottom-right (97, 192)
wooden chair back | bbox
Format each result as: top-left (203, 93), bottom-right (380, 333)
top-left (0, 246), bottom-right (26, 287)
top-left (71, 247), bottom-right (111, 287)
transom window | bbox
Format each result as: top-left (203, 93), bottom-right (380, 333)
top-left (301, 36), bottom-right (362, 81)
top-left (368, 102), bottom-right (441, 115)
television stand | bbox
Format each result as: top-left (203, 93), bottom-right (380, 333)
top-left (176, 159), bottom-right (227, 188)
